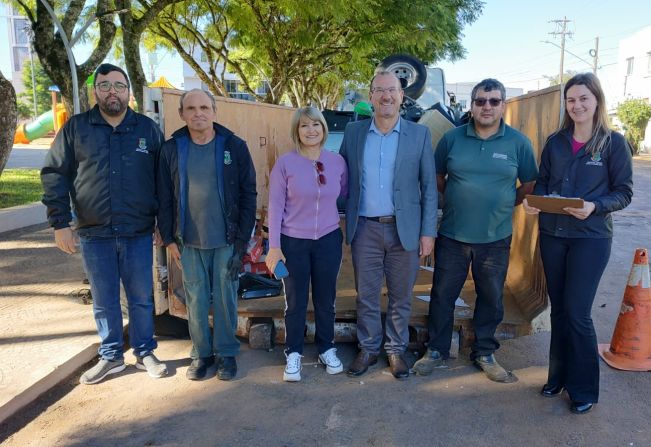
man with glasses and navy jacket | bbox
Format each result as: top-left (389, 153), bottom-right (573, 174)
top-left (413, 78), bottom-right (538, 383)
top-left (41, 63), bottom-right (167, 385)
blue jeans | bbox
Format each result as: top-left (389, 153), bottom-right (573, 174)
top-left (180, 245), bottom-right (239, 359)
top-left (282, 229), bottom-right (343, 355)
top-left (80, 234), bottom-right (157, 360)
top-left (540, 234), bottom-right (611, 403)
top-left (427, 235), bottom-right (511, 359)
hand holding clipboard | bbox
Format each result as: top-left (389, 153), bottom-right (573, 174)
top-left (524, 195), bottom-right (584, 215)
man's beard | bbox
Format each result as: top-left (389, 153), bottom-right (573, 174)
top-left (97, 94), bottom-right (127, 116)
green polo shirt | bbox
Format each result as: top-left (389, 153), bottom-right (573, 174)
top-left (435, 119), bottom-right (538, 244)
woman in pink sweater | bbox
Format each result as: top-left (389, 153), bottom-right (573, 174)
top-left (266, 107), bottom-right (348, 382)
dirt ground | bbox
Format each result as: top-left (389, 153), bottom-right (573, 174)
top-left (1, 158), bottom-right (650, 447)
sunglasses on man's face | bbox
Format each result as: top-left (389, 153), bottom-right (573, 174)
top-left (473, 97), bottom-right (503, 107)
top-left (314, 161), bottom-right (326, 185)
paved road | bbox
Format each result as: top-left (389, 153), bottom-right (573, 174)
top-left (0, 158), bottom-right (650, 447)
top-left (5, 148), bottom-right (49, 169)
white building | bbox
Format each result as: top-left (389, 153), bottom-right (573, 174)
top-left (183, 49), bottom-right (268, 101)
top-left (614, 26), bottom-right (651, 151)
top-left (0, 4), bottom-right (31, 93)
top-left (446, 82), bottom-right (523, 112)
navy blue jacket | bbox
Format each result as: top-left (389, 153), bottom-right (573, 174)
top-left (157, 122), bottom-right (257, 248)
top-left (41, 106), bottom-right (163, 237)
top-left (533, 129), bottom-right (633, 238)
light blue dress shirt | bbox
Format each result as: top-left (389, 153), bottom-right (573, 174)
top-left (359, 118), bottom-right (401, 217)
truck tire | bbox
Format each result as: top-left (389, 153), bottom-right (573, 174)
top-left (377, 54), bottom-right (427, 100)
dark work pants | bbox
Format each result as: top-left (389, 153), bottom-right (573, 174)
top-left (281, 229), bottom-right (343, 355)
top-left (427, 235), bottom-right (511, 359)
top-left (540, 233), bottom-right (611, 403)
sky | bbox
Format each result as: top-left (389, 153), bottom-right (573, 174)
top-left (437, 0), bottom-right (651, 101)
top-left (2, 0), bottom-right (650, 107)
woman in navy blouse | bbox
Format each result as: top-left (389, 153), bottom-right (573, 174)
top-left (523, 73), bottom-right (633, 414)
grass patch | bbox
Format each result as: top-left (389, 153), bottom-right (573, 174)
top-left (0, 169), bottom-right (43, 209)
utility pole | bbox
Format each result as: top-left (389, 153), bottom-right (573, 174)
top-left (591, 36), bottom-right (600, 74)
top-left (549, 17), bottom-right (573, 121)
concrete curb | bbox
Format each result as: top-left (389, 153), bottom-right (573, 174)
top-left (0, 202), bottom-right (47, 235)
top-left (0, 322), bottom-right (133, 427)
top-left (0, 344), bottom-right (99, 427)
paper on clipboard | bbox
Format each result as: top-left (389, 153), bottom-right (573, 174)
top-left (525, 194), bottom-right (584, 215)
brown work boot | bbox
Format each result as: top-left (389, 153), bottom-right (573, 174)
top-left (387, 353), bottom-right (409, 379)
top-left (347, 351), bottom-right (378, 377)
top-left (474, 354), bottom-right (518, 383)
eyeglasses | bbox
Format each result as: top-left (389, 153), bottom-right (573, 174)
top-left (371, 87), bottom-right (400, 95)
top-left (95, 81), bottom-right (129, 93)
top-left (314, 161), bottom-right (326, 185)
top-left (473, 98), bottom-right (503, 107)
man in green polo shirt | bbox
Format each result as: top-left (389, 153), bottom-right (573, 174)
top-left (413, 78), bottom-right (538, 383)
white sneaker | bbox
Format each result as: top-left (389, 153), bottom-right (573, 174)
top-left (318, 347), bottom-right (343, 375)
top-left (283, 352), bottom-right (302, 382)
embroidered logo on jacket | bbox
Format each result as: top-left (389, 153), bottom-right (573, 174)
top-left (135, 138), bottom-right (149, 154)
top-left (224, 151), bottom-right (232, 165)
top-left (586, 151), bottom-right (603, 166)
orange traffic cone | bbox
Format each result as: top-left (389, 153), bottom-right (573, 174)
top-left (598, 248), bottom-right (651, 371)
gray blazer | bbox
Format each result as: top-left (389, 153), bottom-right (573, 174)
top-left (339, 118), bottom-right (438, 251)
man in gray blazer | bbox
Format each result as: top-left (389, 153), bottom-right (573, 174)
top-left (340, 71), bottom-right (438, 379)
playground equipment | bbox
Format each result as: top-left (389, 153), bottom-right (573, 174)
top-left (13, 104), bottom-right (67, 144)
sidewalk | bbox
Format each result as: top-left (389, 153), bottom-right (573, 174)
top-left (0, 224), bottom-right (98, 426)
top-left (0, 203), bottom-right (47, 234)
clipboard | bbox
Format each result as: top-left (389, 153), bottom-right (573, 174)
top-left (525, 195), bottom-right (584, 215)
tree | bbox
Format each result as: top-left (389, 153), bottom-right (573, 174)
top-left (0, 69), bottom-right (18, 176)
top-left (114, 0), bottom-right (183, 111)
top-left (17, 58), bottom-right (54, 119)
top-left (617, 98), bottom-right (651, 155)
top-left (11, 0), bottom-right (118, 113)
top-left (151, 1), bottom-right (235, 100)
top-left (544, 70), bottom-right (579, 87)
top-left (228, 0), bottom-right (483, 106)
top-left (151, 0), bottom-right (482, 106)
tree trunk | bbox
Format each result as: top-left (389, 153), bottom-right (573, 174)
top-left (0, 70), bottom-right (18, 176)
top-left (27, 0), bottom-right (116, 115)
top-left (118, 0), bottom-right (148, 112)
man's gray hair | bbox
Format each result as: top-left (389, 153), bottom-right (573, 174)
top-left (369, 70), bottom-right (403, 91)
top-left (179, 88), bottom-right (217, 112)
top-left (471, 78), bottom-right (506, 101)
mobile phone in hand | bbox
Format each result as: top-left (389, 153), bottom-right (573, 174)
top-left (274, 260), bottom-right (289, 279)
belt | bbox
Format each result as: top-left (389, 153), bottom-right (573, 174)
top-left (365, 215), bottom-right (396, 223)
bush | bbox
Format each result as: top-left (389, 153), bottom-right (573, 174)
top-left (617, 98), bottom-right (651, 155)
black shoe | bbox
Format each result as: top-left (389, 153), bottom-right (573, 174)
top-left (347, 351), bottom-right (378, 377)
top-left (217, 356), bottom-right (237, 381)
top-left (541, 384), bottom-right (564, 397)
top-left (186, 356), bottom-right (215, 381)
top-left (570, 401), bottom-right (594, 414)
top-left (387, 354), bottom-right (409, 379)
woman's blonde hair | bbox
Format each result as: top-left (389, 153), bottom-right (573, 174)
top-left (559, 72), bottom-right (612, 156)
top-left (290, 106), bottom-right (328, 150)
